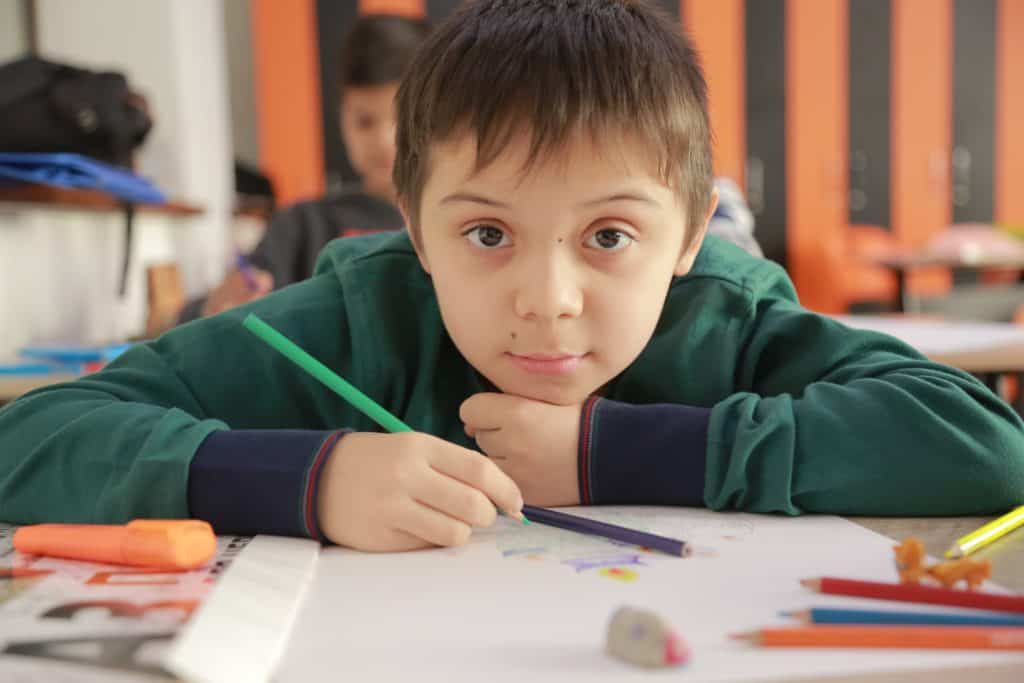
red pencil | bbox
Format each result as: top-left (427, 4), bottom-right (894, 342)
top-left (802, 577), bottom-right (1024, 614)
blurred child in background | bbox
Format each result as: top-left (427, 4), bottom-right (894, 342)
top-left (179, 15), bottom-right (432, 321)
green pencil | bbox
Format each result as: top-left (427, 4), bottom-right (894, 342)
top-left (241, 313), bottom-right (528, 524)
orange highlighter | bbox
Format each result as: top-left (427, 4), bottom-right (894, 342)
top-left (13, 519), bottom-right (216, 571)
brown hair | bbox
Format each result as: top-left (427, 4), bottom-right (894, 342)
top-left (338, 14), bottom-right (432, 90)
top-left (394, 0), bottom-right (713, 244)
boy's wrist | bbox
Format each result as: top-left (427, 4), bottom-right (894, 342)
top-left (188, 428), bottom-right (347, 540)
top-left (577, 397), bottom-right (710, 506)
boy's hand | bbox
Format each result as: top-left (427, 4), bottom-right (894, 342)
top-left (317, 432), bottom-right (523, 552)
top-left (201, 268), bottom-right (273, 317)
top-left (460, 393), bottom-right (581, 507)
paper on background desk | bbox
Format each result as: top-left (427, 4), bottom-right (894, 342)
top-left (275, 507), bottom-right (1024, 682)
top-left (833, 315), bottom-right (1024, 355)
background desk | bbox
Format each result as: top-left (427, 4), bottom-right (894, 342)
top-left (835, 316), bottom-right (1024, 409)
top-left (0, 374), bottom-right (77, 405)
top-left (871, 252), bottom-right (1024, 314)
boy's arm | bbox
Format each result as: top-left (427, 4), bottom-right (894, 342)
top-left (578, 288), bottom-right (1024, 516)
top-left (0, 343), bottom-right (341, 538)
top-left (0, 289), bottom-right (351, 538)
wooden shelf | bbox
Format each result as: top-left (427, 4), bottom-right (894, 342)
top-left (0, 184), bottom-right (203, 216)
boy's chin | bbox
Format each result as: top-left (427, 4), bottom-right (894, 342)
top-left (491, 377), bottom-right (600, 407)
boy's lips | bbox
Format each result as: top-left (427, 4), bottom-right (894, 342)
top-left (505, 352), bottom-right (588, 376)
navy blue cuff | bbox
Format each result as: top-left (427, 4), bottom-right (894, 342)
top-left (577, 397), bottom-right (710, 506)
top-left (188, 429), bottom-right (345, 540)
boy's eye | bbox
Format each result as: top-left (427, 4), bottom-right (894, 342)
top-left (585, 228), bottom-right (634, 252)
top-left (464, 224), bottom-right (510, 249)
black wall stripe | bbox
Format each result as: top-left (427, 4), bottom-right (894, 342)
top-left (745, 0), bottom-right (787, 267)
top-left (952, 0), bottom-right (996, 223)
top-left (316, 0), bottom-right (361, 190)
top-left (425, 0), bottom-right (462, 20)
top-left (848, 0), bottom-right (891, 229)
top-left (654, 0), bottom-right (680, 20)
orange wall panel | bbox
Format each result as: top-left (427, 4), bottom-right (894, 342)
top-left (891, 0), bottom-right (952, 246)
top-left (786, 0), bottom-right (848, 313)
top-left (996, 0), bottom-right (1024, 226)
top-left (683, 0), bottom-right (746, 188)
top-left (358, 0), bottom-right (425, 17)
top-left (252, 0), bottom-right (325, 206)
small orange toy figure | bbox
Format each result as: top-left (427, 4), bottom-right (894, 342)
top-left (892, 537), bottom-right (991, 590)
top-left (927, 557), bottom-right (992, 590)
top-left (893, 538), bottom-right (929, 584)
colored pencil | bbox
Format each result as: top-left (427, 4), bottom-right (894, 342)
top-left (241, 314), bottom-right (527, 524)
top-left (521, 505), bottom-right (688, 557)
top-left (946, 505), bottom-right (1024, 558)
top-left (732, 625), bottom-right (1024, 650)
top-left (801, 577), bottom-right (1024, 614)
top-left (235, 252), bottom-right (260, 292)
top-left (782, 607), bottom-right (1024, 627)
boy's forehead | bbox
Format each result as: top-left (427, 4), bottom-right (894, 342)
top-left (425, 127), bottom-right (670, 193)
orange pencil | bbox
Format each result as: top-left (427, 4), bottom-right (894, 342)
top-left (732, 626), bottom-right (1024, 650)
top-left (13, 519), bottom-right (216, 571)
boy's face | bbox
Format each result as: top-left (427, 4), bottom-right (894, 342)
top-left (340, 83), bottom-right (399, 198)
top-left (410, 130), bottom-right (716, 406)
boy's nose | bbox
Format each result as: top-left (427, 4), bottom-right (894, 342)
top-left (513, 256), bottom-right (583, 321)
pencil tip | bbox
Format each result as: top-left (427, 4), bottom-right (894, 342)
top-left (944, 546), bottom-right (961, 559)
top-left (728, 632), bottom-right (754, 642)
top-left (799, 578), bottom-right (820, 590)
top-left (521, 515), bottom-right (531, 525)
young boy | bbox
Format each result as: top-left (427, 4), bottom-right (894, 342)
top-left (178, 15), bottom-right (431, 322)
top-left (1, 0), bottom-right (1021, 553)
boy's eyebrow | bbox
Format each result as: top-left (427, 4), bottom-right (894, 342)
top-left (439, 190), bottom-right (660, 209)
top-left (580, 191), bottom-right (660, 208)
top-left (440, 192), bottom-right (509, 208)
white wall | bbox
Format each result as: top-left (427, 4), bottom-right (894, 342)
top-left (0, 0), bottom-right (27, 64)
top-left (34, 0), bottom-right (235, 298)
top-left (224, 0), bottom-right (260, 169)
top-left (0, 208), bottom-right (181, 353)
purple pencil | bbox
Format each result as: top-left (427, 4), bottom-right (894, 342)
top-left (235, 252), bottom-right (260, 292)
top-left (521, 505), bottom-right (689, 557)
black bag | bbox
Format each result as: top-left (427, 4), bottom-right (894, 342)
top-left (0, 56), bottom-right (152, 167)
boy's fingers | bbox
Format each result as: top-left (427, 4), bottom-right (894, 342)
top-left (372, 528), bottom-right (434, 553)
top-left (459, 393), bottom-right (523, 431)
top-left (409, 468), bottom-right (497, 528)
top-left (428, 445), bottom-right (523, 517)
top-left (397, 499), bottom-right (473, 548)
top-left (472, 429), bottom-right (507, 460)
top-left (253, 270), bottom-right (274, 293)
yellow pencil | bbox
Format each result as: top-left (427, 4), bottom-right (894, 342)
top-left (945, 505), bottom-right (1024, 558)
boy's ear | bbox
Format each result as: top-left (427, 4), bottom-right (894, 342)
top-left (400, 203), bottom-right (432, 274)
top-left (673, 187), bottom-right (719, 276)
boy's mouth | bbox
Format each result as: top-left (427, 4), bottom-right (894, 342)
top-left (504, 352), bottom-right (588, 376)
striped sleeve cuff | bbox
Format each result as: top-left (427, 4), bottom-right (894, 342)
top-left (577, 397), bottom-right (710, 506)
top-left (188, 429), bottom-right (346, 540)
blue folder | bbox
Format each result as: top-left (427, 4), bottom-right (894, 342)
top-left (0, 361), bottom-right (85, 376)
top-left (0, 153), bottom-right (165, 204)
top-left (19, 343), bottom-right (131, 364)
